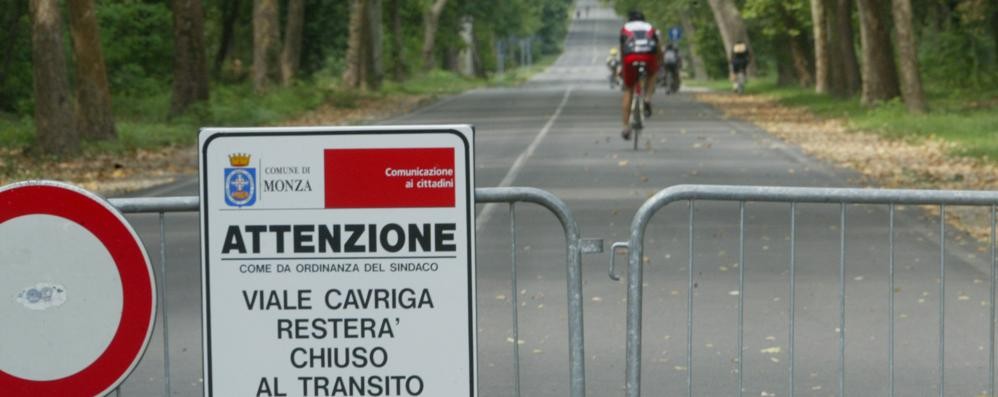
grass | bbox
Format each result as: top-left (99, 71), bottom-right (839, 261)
top-left (689, 76), bottom-right (998, 160)
top-left (0, 57), bottom-right (558, 157)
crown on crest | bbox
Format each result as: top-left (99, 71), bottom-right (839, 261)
top-left (228, 153), bottom-right (251, 167)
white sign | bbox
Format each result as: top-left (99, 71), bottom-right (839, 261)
top-left (199, 126), bottom-right (477, 397)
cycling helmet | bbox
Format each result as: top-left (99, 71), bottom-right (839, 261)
top-left (627, 10), bottom-right (645, 21)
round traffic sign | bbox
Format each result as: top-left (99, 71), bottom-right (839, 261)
top-left (0, 181), bottom-right (156, 396)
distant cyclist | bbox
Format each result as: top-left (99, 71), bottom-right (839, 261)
top-left (730, 40), bottom-right (750, 93)
top-left (662, 43), bottom-right (681, 93)
top-left (606, 47), bottom-right (621, 89)
top-left (619, 10), bottom-right (662, 140)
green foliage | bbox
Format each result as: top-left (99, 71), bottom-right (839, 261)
top-left (96, 1), bottom-right (174, 95)
top-left (1, 0), bottom-right (573, 155)
top-left (733, 75), bottom-right (998, 160)
top-left (919, 27), bottom-right (997, 89)
top-left (533, 0), bottom-right (572, 55)
top-left (0, 0), bottom-right (34, 113)
top-left (299, 0), bottom-right (350, 77)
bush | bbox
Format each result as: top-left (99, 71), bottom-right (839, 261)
top-left (97, 2), bottom-right (174, 95)
top-left (919, 28), bottom-right (996, 89)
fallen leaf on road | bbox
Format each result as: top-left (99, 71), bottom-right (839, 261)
top-left (760, 347), bottom-right (781, 354)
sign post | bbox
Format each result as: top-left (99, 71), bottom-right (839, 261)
top-left (0, 181), bottom-right (156, 396)
top-left (199, 126), bottom-right (477, 397)
top-left (668, 26), bottom-right (683, 42)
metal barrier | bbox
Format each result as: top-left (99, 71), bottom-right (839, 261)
top-left (106, 187), bottom-right (586, 397)
top-left (609, 184), bottom-right (998, 397)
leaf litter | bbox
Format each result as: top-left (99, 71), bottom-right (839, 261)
top-left (695, 91), bottom-right (998, 245)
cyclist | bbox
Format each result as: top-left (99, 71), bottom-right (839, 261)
top-left (662, 43), bottom-right (681, 94)
top-left (730, 40), bottom-right (750, 92)
top-left (606, 48), bottom-right (621, 89)
top-left (619, 10), bottom-right (662, 140)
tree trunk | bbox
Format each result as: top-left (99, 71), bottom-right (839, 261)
top-left (680, 10), bottom-right (708, 80)
top-left (280, 0), bottom-right (304, 85)
top-left (252, 0), bottom-right (280, 93)
top-left (891, 0), bottom-right (927, 113)
top-left (420, 0), bottom-right (448, 70)
top-left (830, 0), bottom-right (860, 96)
top-left (0, 1), bottom-right (26, 97)
top-left (389, 0), bottom-right (404, 81)
top-left (341, 0), bottom-right (367, 89)
top-left (775, 3), bottom-right (813, 86)
top-left (169, 0), bottom-right (210, 117)
top-left (364, 0), bottom-right (383, 90)
top-left (776, 42), bottom-right (797, 86)
top-left (856, 0), bottom-right (900, 105)
top-left (458, 16), bottom-right (474, 76)
top-left (67, 0), bottom-right (115, 140)
top-left (30, 0), bottom-right (78, 154)
top-left (991, 2), bottom-right (998, 59)
top-left (811, 0), bottom-right (831, 93)
top-left (212, 0), bottom-right (240, 76)
top-left (707, 0), bottom-right (755, 73)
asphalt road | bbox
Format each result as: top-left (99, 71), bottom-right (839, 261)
top-left (115, 1), bottom-right (998, 396)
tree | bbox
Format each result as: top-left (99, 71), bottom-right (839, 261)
top-left (389, 0), bottom-right (405, 81)
top-left (810, 0), bottom-right (831, 93)
top-left (252, 0), bottom-right (280, 92)
top-left (365, 0), bottom-right (383, 89)
top-left (280, 0), bottom-right (305, 85)
top-left (212, 0), bottom-right (242, 76)
top-left (341, 0), bottom-right (383, 90)
top-left (421, 0), bottom-right (448, 70)
top-left (170, 0), bottom-right (210, 117)
top-left (891, 0), bottom-right (926, 113)
top-left (856, 0), bottom-right (899, 105)
top-left (829, 0), bottom-right (859, 96)
top-left (743, 0), bottom-right (813, 86)
top-left (783, 14), bottom-right (813, 86)
top-left (680, 9), bottom-right (709, 80)
top-left (707, 0), bottom-right (754, 74)
top-left (341, 0), bottom-right (367, 89)
top-left (30, 0), bottom-right (78, 154)
top-left (67, 0), bottom-right (116, 140)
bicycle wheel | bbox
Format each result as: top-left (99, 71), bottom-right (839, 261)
top-left (631, 96), bottom-right (642, 150)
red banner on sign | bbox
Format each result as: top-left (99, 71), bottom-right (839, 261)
top-left (324, 147), bottom-right (456, 208)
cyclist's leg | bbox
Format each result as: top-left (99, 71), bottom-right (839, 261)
top-left (622, 86), bottom-right (634, 127)
top-left (620, 56), bottom-right (640, 138)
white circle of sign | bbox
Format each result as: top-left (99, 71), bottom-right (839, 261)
top-left (0, 214), bottom-right (124, 380)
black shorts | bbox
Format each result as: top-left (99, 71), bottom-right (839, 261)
top-left (732, 59), bottom-right (748, 73)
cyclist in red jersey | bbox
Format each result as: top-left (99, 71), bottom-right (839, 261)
top-left (619, 10), bottom-right (662, 140)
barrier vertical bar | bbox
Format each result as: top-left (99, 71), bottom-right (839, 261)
top-left (687, 200), bottom-right (695, 397)
top-left (789, 202), bottom-right (797, 397)
top-left (510, 203), bottom-right (521, 397)
top-left (889, 204), bottom-right (896, 397)
top-left (159, 213), bottom-right (171, 397)
top-left (838, 204), bottom-right (846, 397)
top-left (939, 205), bottom-right (946, 397)
top-left (738, 202), bottom-right (745, 397)
top-left (991, 205), bottom-right (996, 397)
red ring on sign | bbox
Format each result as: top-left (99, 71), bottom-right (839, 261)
top-left (0, 183), bottom-right (155, 396)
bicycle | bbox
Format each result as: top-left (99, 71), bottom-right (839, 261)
top-left (608, 61), bottom-right (620, 90)
top-left (628, 61), bottom-right (647, 150)
top-left (662, 66), bottom-right (680, 94)
top-left (734, 69), bottom-right (746, 95)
